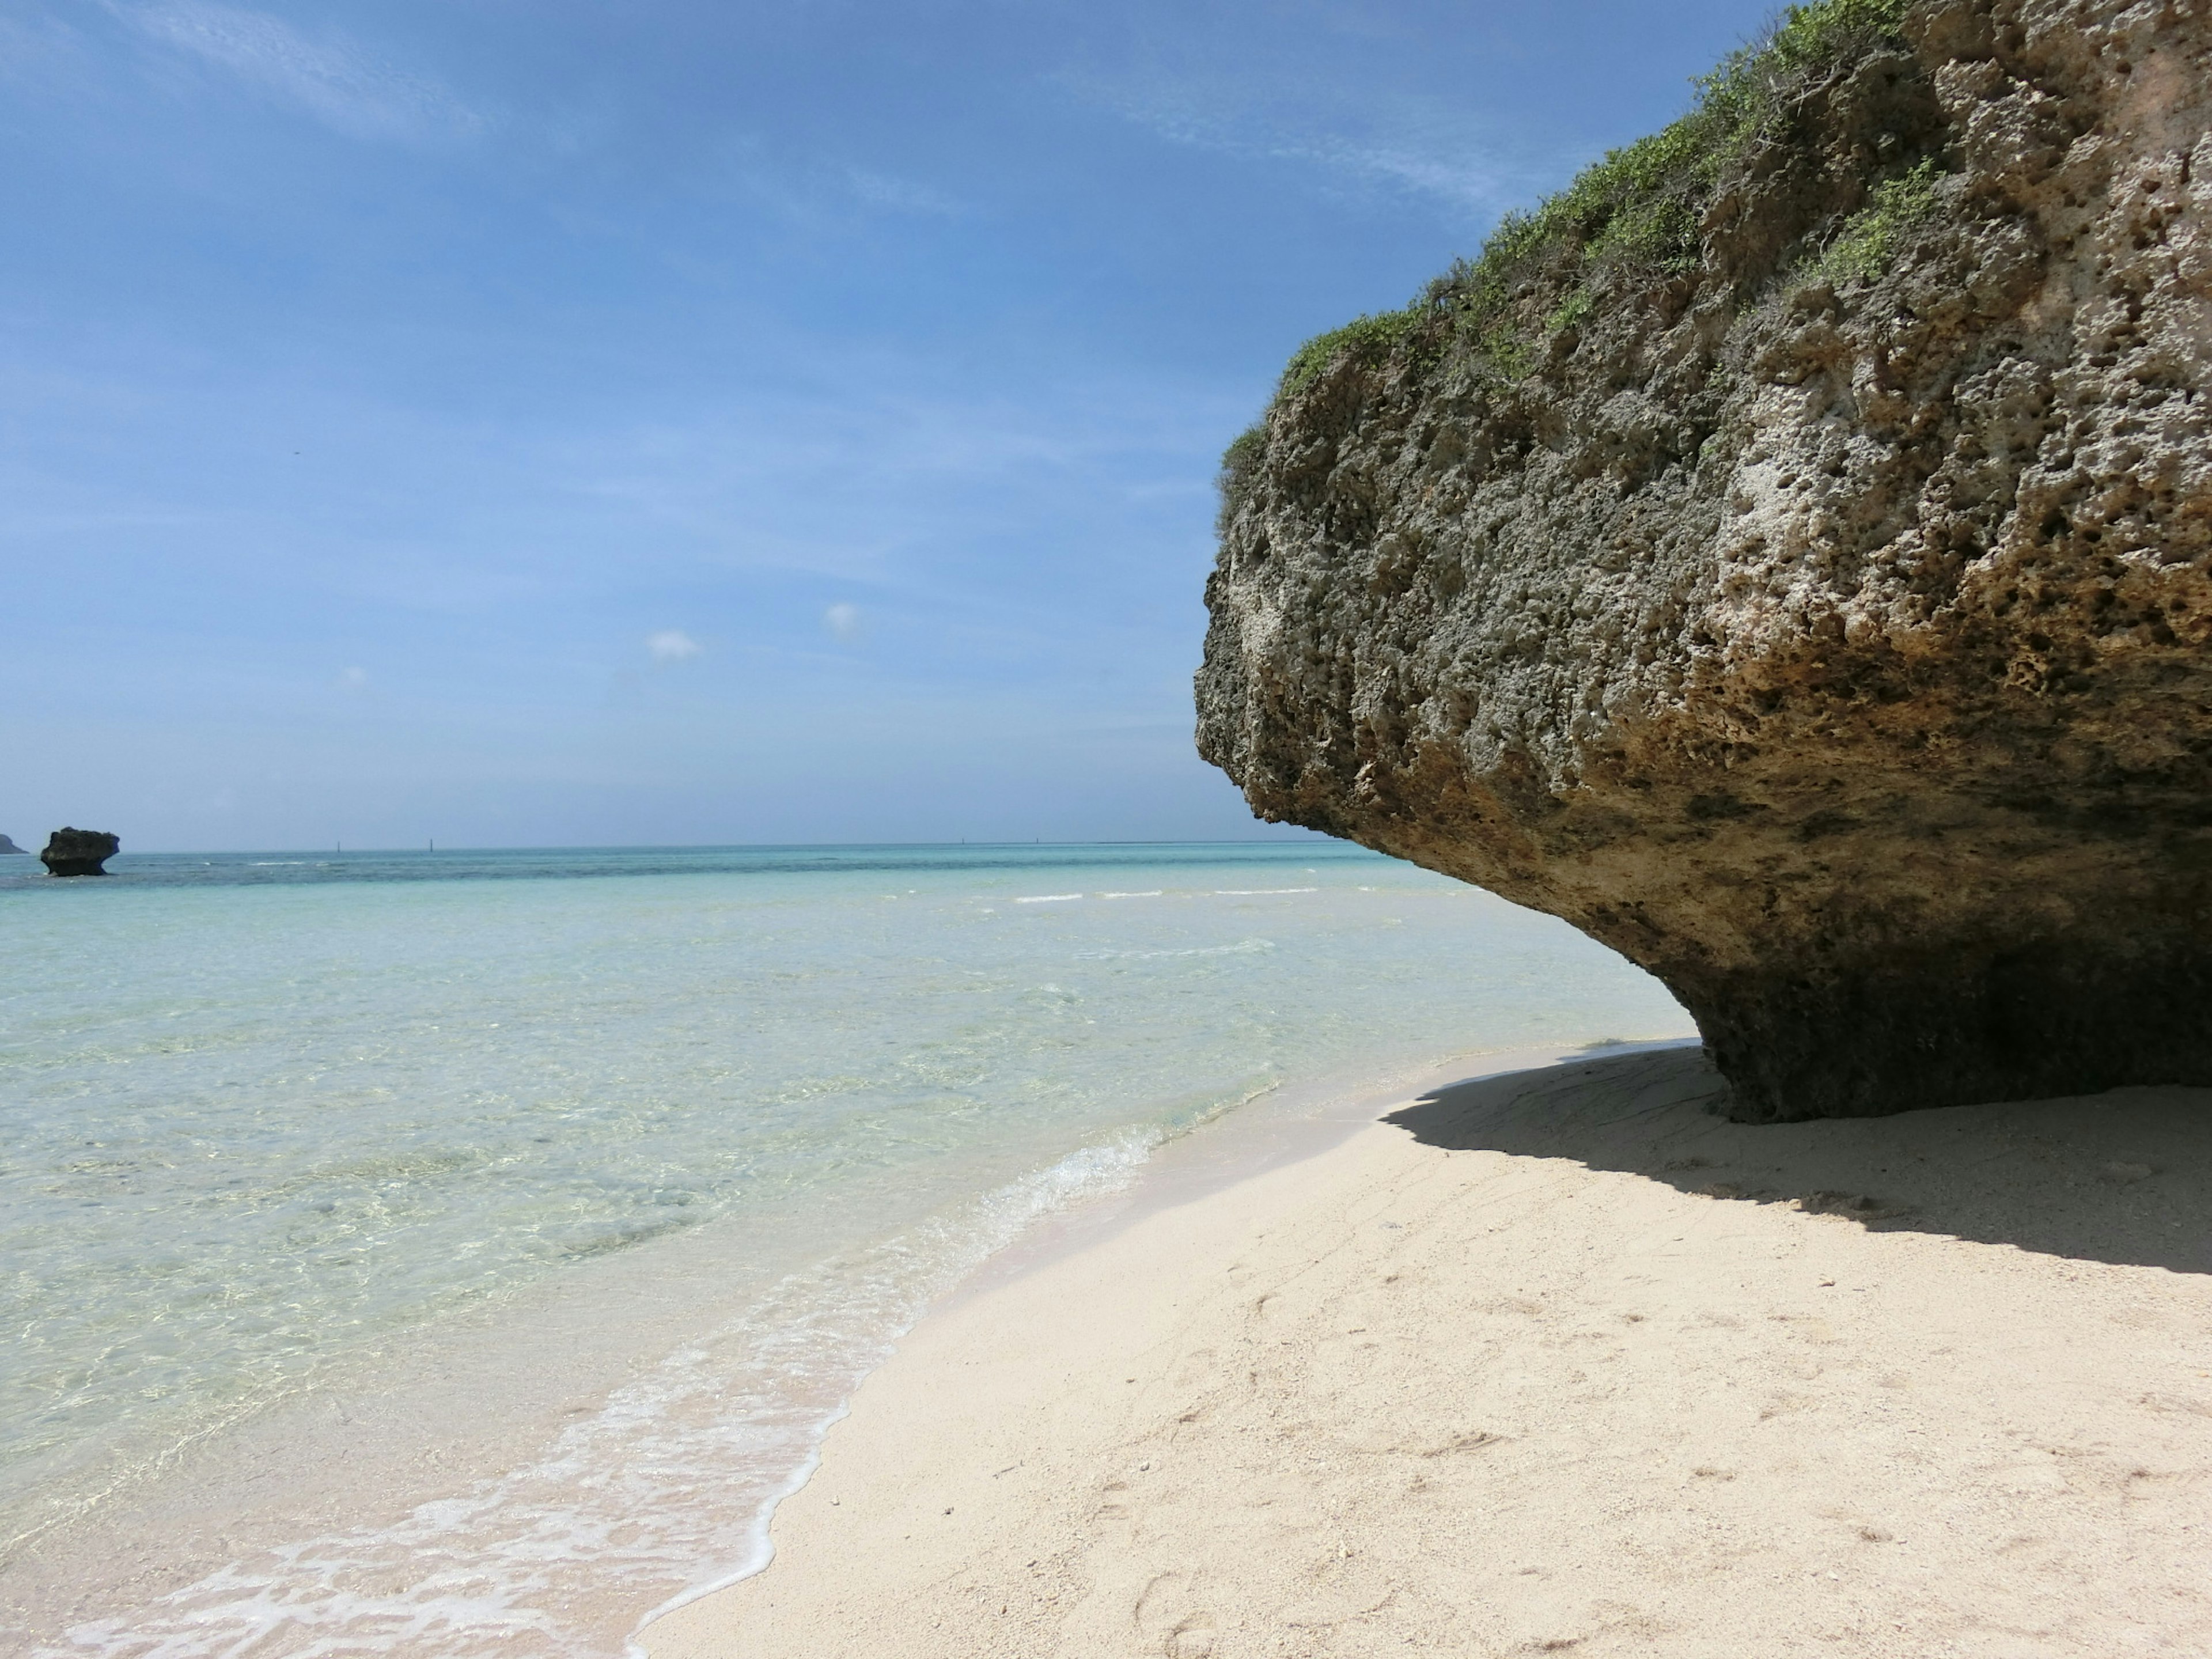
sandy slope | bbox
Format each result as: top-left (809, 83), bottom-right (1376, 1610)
top-left (643, 1045), bottom-right (2212, 1658)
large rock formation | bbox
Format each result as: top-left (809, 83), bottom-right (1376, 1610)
top-left (1198, 0), bottom-right (2212, 1121)
top-left (0, 833), bottom-right (26, 854)
top-left (41, 828), bottom-right (120, 877)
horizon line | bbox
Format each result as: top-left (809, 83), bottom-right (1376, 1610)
top-left (31, 835), bottom-right (1353, 857)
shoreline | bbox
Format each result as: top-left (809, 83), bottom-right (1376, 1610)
top-left (4, 1027), bottom-right (1652, 1658)
top-left (949, 1038), bottom-right (1665, 1314)
top-left (643, 1044), bottom-right (2212, 1658)
top-left (625, 1037), bottom-right (1645, 1651)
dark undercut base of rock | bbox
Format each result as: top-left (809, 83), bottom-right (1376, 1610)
top-left (1692, 943), bottom-right (2212, 1124)
top-left (1198, 0), bottom-right (2212, 1121)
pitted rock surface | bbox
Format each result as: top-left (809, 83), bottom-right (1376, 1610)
top-left (1198, 0), bottom-right (2212, 1120)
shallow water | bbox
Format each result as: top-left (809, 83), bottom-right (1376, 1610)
top-left (0, 842), bottom-right (1690, 1654)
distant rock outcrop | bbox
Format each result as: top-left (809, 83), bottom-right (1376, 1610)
top-left (41, 828), bottom-right (120, 877)
top-left (1198, 0), bottom-right (2212, 1120)
top-left (0, 833), bottom-right (25, 855)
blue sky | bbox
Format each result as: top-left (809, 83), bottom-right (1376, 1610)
top-left (2, 0), bottom-right (1773, 851)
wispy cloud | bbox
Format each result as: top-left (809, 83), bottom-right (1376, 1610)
top-left (645, 629), bottom-right (702, 663)
top-left (552, 366), bottom-right (1242, 586)
top-left (118, 1), bottom-right (481, 142)
top-left (702, 145), bottom-right (974, 229)
top-left (844, 167), bottom-right (967, 218)
top-left (1067, 68), bottom-right (1539, 218)
top-left (822, 603), bottom-right (862, 641)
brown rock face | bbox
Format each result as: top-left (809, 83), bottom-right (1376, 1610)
top-left (41, 828), bottom-right (120, 877)
top-left (1197, 0), bottom-right (2212, 1120)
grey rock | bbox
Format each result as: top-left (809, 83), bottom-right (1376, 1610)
top-left (0, 834), bottom-right (25, 855)
top-left (1198, 0), bottom-right (2212, 1121)
top-left (42, 828), bottom-right (120, 877)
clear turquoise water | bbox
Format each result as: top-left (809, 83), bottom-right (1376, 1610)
top-left (0, 843), bottom-right (1690, 1655)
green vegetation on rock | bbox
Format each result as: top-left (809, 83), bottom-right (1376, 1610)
top-left (1216, 423), bottom-right (1268, 537)
top-left (1813, 157), bottom-right (1945, 283)
top-left (1224, 0), bottom-right (1927, 516)
top-left (1279, 309), bottom-right (1430, 395)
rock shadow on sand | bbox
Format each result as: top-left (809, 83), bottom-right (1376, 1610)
top-left (1385, 1043), bottom-right (2212, 1275)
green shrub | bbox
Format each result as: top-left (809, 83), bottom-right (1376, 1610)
top-left (1545, 287), bottom-right (1595, 335)
top-left (1247, 0), bottom-right (1919, 429)
top-left (1766, 0), bottom-right (1911, 71)
top-left (1475, 320), bottom-right (1535, 380)
top-left (1692, 0), bottom-right (1912, 132)
top-left (1216, 420), bottom-right (1268, 534)
top-left (1812, 157), bottom-right (1944, 283)
top-left (1438, 0), bottom-right (1914, 321)
top-left (1279, 307), bottom-right (1429, 395)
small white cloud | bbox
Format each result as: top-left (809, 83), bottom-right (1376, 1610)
top-left (646, 629), bottom-right (703, 663)
top-left (823, 603), bottom-right (862, 641)
top-left (123, 1), bottom-right (480, 142)
top-left (336, 665), bottom-right (369, 689)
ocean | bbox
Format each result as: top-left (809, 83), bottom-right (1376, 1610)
top-left (0, 842), bottom-right (1690, 1656)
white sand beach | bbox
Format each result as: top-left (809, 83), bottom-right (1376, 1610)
top-left (645, 1043), bottom-right (2212, 1658)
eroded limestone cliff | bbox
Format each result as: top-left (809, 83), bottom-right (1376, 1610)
top-left (1198, 0), bottom-right (2212, 1120)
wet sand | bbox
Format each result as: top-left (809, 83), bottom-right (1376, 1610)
top-left (644, 1043), bottom-right (2212, 1658)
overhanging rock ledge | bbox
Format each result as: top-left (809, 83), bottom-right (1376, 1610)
top-left (1197, 0), bottom-right (2212, 1121)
